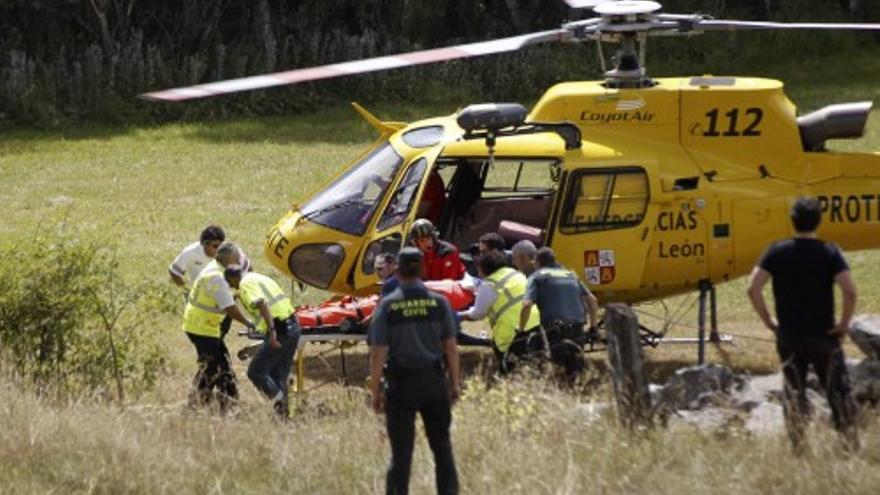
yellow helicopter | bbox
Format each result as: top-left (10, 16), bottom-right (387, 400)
top-left (144, 0), bottom-right (880, 362)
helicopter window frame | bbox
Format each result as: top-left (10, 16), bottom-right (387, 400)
top-left (376, 158), bottom-right (429, 231)
top-left (298, 142), bottom-right (404, 236)
top-left (475, 156), bottom-right (561, 199)
top-left (361, 233), bottom-right (403, 275)
top-left (560, 166), bottom-right (649, 234)
top-left (402, 126), bottom-right (444, 148)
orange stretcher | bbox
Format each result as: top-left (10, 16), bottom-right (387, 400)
top-left (293, 279), bottom-right (475, 334)
top-left (236, 280), bottom-right (476, 398)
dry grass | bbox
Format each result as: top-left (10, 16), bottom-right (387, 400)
top-left (1, 370), bottom-right (879, 495)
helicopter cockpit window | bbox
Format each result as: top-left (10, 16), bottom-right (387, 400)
top-left (402, 126), bottom-right (444, 148)
top-left (561, 167), bottom-right (648, 233)
top-left (300, 143), bottom-right (403, 236)
top-left (376, 158), bottom-right (428, 231)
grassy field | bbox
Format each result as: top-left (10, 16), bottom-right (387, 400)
top-left (2, 58), bottom-right (880, 493)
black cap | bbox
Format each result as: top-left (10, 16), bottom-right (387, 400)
top-left (396, 246), bottom-right (423, 268)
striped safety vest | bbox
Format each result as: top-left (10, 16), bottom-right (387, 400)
top-left (485, 267), bottom-right (541, 352)
top-left (238, 272), bottom-right (294, 333)
top-left (182, 260), bottom-right (228, 338)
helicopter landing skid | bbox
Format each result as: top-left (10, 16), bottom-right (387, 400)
top-left (584, 282), bottom-right (736, 358)
top-left (581, 322), bottom-right (666, 353)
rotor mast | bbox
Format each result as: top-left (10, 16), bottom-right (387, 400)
top-left (593, 1), bottom-right (659, 89)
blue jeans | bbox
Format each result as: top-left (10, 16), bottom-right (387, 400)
top-left (247, 318), bottom-right (300, 406)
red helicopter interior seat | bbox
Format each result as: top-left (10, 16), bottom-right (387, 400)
top-left (497, 219), bottom-right (545, 247)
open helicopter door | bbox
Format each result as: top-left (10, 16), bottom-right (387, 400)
top-left (549, 163), bottom-right (661, 301)
top-left (351, 147), bottom-right (444, 291)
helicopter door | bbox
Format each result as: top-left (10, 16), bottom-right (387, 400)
top-left (642, 195), bottom-right (711, 289)
top-left (550, 166), bottom-right (658, 299)
top-left (352, 149), bottom-right (442, 291)
top-left (732, 197), bottom-right (789, 275)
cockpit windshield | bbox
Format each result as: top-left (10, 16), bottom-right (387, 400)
top-left (300, 142), bottom-right (404, 235)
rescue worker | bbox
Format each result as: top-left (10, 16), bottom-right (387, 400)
top-left (368, 247), bottom-right (461, 495)
top-left (170, 226), bottom-right (250, 338)
top-left (477, 232), bottom-right (506, 256)
top-left (378, 249), bottom-right (486, 347)
top-left (458, 250), bottom-right (542, 374)
top-left (511, 240), bottom-right (538, 276)
top-left (747, 197), bottom-right (859, 452)
top-left (476, 232), bottom-right (512, 268)
top-left (169, 225), bottom-right (225, 292)
top-left (408, 218), bottom-right (466, 281)
top-left (183, 242), bottom-right (255, 411)
top-left (519, 247), bottom-right (599, 378)
top-left (376, 252), bottom-right (400, 297)
top-left (224, 265), bottom-right (301, 418)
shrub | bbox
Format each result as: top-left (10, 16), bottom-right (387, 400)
top-left (0, 230), bottom-right (173, 400)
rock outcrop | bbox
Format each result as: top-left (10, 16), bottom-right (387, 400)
top-left (849, 359), bottom-right (880, 406)
top-left (656, 364), bottom-right (744, 411)
top-left (850, 315), bottom-right (880, 360)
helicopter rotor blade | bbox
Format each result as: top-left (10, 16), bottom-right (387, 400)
top-left (560, 0), bottom-right (617, 8)
top-left (142, 28), bottom-right (570, 102)
top-left (665, 16), bottom-right (880, 33)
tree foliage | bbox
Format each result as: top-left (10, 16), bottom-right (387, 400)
top-left (0, 0), bottom-right (876, 125)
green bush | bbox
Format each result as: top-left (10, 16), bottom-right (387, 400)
top-left (0, 230), bottom-right (173, 399)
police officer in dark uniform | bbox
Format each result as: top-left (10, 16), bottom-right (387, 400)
top-left (368, 247), bottom-right (461, 495)
top-left (518, 247), bottom-right (599, 377)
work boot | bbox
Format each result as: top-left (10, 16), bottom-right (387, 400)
top-left (237, 344), bottom-right (261, 361)
top-left (271, 390), bottom-right (289, 420)
top-left (274, 400), bottom-right (289, 420)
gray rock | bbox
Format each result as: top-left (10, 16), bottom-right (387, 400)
top-left (667, 408), bottom-right (738, 431)
top-left (849, 359), bottom-right (880, 405)
top-left (648, 383), bottom-right (664, 406)
top-left (744, 402), bottom-right (784, 435)
top-left (730, 372), bottom-right (783, 406)
top-left (850, 315), bottom-right (880, 360)
top-left (658, 364), bottom-right (744, 411)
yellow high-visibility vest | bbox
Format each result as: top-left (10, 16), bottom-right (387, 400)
top-left (485, 267), bottom-right (540, 352)
top-left (238, 272), bottom-right (294, 333)
top-left (182, 260), bottom-right (228, 338)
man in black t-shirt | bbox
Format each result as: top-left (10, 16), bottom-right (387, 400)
top-left (747, 197), bottom-right (859, 452)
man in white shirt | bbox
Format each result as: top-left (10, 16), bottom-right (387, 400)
top-left (169, 225), bottom-right (226, 289)
top-left (171, 225), bottom-right (255, 343)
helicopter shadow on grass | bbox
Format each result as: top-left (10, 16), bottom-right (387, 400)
top-left (291, 345), bottom-right (705, 392)
top-left (293, 346), bottom-right (493, 393)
